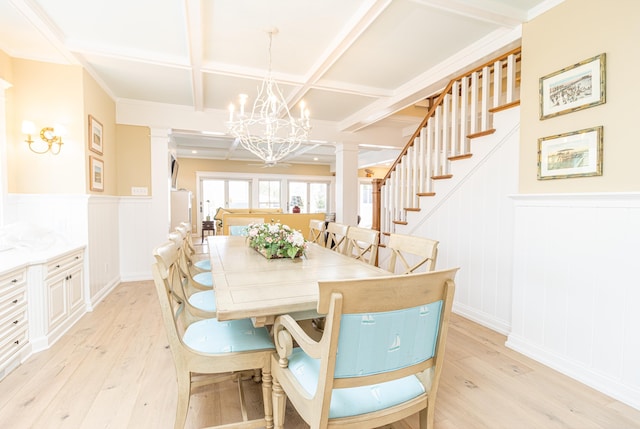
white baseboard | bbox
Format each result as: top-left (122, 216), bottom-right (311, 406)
top-left (453, 302), bottom-right (510, 336)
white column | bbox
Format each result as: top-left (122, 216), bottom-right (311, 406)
top-left (150, 127), bottom-right (171, 246)
top-left (0, 78), bottom-right (13, 226)
top-left (335, 141), bottom-right (359, 226)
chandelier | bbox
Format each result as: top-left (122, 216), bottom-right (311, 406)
top-left (227, 28), bottom-right (310, 166)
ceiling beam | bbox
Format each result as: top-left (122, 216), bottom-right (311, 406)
top-left (183, 0), bottom-right (204, 111)
top-left (408, 0), bottom-right (524, 27)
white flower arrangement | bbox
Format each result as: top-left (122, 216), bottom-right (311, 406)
top-left (246, 221), bottom-right (307, 259)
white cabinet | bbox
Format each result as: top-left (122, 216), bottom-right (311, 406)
top-left (45, 251), bottom-right (84, 333)
top-left (29, 247), bottom-right (86, 352)
top-left (0, 266), bottom-right (29, 377)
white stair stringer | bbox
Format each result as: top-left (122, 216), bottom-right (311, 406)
top-left (379, 106), bottom-right (520, 334)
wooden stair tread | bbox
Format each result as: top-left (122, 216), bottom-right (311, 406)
top-left (392, 220), bottom-right (408, 225)
top-left (449, 153), bottom-right (473, 161)
top-left (432, 174), bottom-right (453, 180)
top-left (489, 100), bottom-right (520, 113)
top-left (467, 129), bottom-right (496, 139)
top-left (417, 192), bottom-right (436, 197)
top-left (404, 207), bottom-right (421, 212)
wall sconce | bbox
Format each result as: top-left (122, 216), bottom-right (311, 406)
top-left (22, 120), bottom-right (65, 155)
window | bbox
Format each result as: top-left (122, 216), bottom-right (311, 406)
top-left (288, 181), bottom-right (329, 214)
top-left (258, 180), bottom-right (281, 208)
top-left (359, 182), bottom-right (373, 228)
top-left (201, 179), bottom-right (251, 218)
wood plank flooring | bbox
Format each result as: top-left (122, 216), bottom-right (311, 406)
top-left (0, 279), bottom-right (639, 428)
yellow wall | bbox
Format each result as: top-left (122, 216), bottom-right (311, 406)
top-left (520, 0), bottom-right (640, 193)
top-left (7, 59), bottom-right (85, 193)
top-left (83, 69), bottom-right (116, 195)
top-left (357, 166), bottom-right (389, 178)
top-left (115, 124), bottom-right (151, 195)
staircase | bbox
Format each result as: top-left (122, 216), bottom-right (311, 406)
top-left (376, 47), bottom-right (521, 238)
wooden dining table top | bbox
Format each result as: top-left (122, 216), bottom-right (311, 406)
top-left (207, 235), bottom-right (389, 326)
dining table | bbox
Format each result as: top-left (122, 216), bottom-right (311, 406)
top-left (207, 235), bottom-right (390, 327)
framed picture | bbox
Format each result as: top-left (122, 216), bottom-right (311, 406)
top-left (88, 115), bottom-right (104, 155)
top-left (539, 53), bottom-right (606, 120)
top-left (538, 126), bottom-right (603, 180)
top-left (90, 156), bottom-right (104, 191)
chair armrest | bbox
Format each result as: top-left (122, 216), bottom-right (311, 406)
top-left (273, 314), bottom-right (323, 367)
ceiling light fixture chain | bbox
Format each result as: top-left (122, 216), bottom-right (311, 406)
top-left (227, 28), bottom-right (310, 166)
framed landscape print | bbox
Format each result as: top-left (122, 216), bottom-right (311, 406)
top-left (537, 126), bottom-right (603, 180)
top-left (90, 156), bottom-right (104, 191)
top-left (89, 115), bottom-right (104, 155)
top-left (539, 53), bottom-right (606, 120)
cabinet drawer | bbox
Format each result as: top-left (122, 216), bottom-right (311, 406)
top-left (0, 306), bottom-right (28, 347)
top-left (0, 269), bottom-right (26, 296)
top-left (0, 287), bottom-right (27, 318)
top-left (0, 324), bottom-right (28, 365)
top-left (46, 252), bottom-right (84, 278)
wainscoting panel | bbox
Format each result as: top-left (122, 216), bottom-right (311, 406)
top-left (87, 196), bottom-right (120, 307)
top-left (118, 197), bottom-right (154, 281)
top-left (507, 193), bottom-right (640, 410)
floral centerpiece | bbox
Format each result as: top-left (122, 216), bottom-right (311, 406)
top-left (246, 222), bottom-right (307, 259)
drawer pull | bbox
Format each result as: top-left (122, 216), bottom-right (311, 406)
top-left (11, 279), bottom-right (18, 283)
top-left (55, 264), bottom-right (61, 268)
top-left (75, 256), bottom-right (80, 260)
top-left (13, 320), bottom-right (18, 324)
top-left (14, 340), bottom-right (19, 345)
top-left (12, 299), bottom-right (18, 304)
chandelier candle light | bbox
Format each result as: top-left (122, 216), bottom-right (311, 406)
top-left (227, 28), bottom-right (310, 166)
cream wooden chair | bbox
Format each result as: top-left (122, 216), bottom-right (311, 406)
top-left (152, 242), bottom-right (275, 429)
top-left (175, 224), bottom-right (210, 272)
top-left (343, 226), bottom-right (379, 265)
top-left (168, 231), bottom-right (213, 291)
top-left (386, 233), bottom-right (439, 274)
top-left (155, 239), bottom-right (217, 318)
top-left (308, 219), bottom-right (326, 246)
top-left (225, 217), bottom-right (265, 236)
top-left (325, 222), bottom-right (348, 253)
top-left (271, 268), bottom-right (458, 429)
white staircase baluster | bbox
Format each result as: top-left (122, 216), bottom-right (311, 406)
top-left (493, 59), bottom-right (502, 108)
top-left (443, 93), bottom-right (451, 174)
top-left (481, 65), bottom-right (490, 131)
top-left (507, 53), bottom-right (516, 103)
top-left (470, 71), bottom-right (479, 135)
top-left (418, 128), bottom-right (426, 193)
top-left (451, 81), bottom-right (459, 156)
top-left (426, 118), bottom-right (434, 192)
top-left (460, 77), bottom-right (469, 153)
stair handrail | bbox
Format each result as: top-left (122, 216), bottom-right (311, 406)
top-left (378, 46), bottom-right (522, 190)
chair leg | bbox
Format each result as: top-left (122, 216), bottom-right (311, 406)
top-left (174, 371), bottom-right (192, 429)
top-left (272, 376), bottom-right (286, 429)
top-left (262, 367), bottom-right (274, 429)
top-left (419, 402), bottom-right (434, 429)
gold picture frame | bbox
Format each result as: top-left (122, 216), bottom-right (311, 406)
top-left (88, 114), bottom-right (103, 155)
top-left (539, 53), bottom-right (606, 120)
top-left (90, 156), bottom-right (104, 191)
top-left (537, 126), bottom-right (603, 180)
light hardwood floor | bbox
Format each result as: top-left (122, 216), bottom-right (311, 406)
top-left (1, 279), bottom-right (639, 428)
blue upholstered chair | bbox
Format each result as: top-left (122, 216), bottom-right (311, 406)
top-left (151, 245), bottom-right (275, 429)
top-left (154, 240), bottom-right (216, 319)
top-left (271, 268), bottom-right (458, 429)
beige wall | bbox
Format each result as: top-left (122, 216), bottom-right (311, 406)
top-left (83, 69), bottom-right (116, 195)
top-left (520, 0), bottom-right (640, 193)
top-left (115, 124), bottom-right (151, 196)
top-left (7, 59), bottom-right (86, 194)
top-left (357, 166), bottom-right (389, 178)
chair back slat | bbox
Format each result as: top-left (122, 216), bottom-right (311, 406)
top-left (325, 222), bottom-right (348, 253)
top-left (344, 226), bottom-right (379, 265)
top-left (386, 233), bottom-right (439, 274)
top-left (308, 219), bottom-right (326, 246)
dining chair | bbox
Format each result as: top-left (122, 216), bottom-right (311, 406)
top-left (226, 217), bottom-right (265, 236)
top-left (169, 232), bottom-right (213, 290)
top-left (343, 226), bottom-right (379, 265)
top-left (271, 268), bottom-right (458, 429)
top-left (325, 222), bottom-right (349, 253)
top-left (308, 219), bottom-right (326, 246)
top-left (385, 233), bottom-right (439, 274)
top-left (151, 246), bottom-right (275, 429)
top-left (154, 240), bottom-right (217, 318)
top-left (175, 224), bottom-right (211, 272)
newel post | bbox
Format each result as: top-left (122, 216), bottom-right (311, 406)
top-left (372, 178), bottom-right (382, 232)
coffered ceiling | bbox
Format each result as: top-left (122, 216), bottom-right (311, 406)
top-left (0, 0), bottom-right (562, 166)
